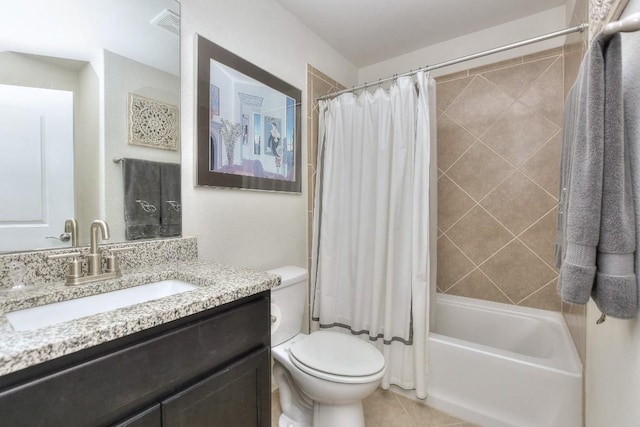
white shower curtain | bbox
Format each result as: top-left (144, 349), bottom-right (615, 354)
top-left (311, 71), bottom-right (436, 398)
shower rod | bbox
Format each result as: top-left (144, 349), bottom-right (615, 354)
top-left (317, 23), bottom-right (588, 101)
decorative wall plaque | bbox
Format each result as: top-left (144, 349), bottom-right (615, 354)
top-left (128, 93), bottom-right (179, 151)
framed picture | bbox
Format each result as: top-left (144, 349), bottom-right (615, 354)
top-left (196, 34), bottom-right (302, 192)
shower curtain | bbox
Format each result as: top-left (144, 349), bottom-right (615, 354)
top-left (311, 71), bottom-right (436, 398)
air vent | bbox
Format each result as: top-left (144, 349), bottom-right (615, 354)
top-left (151, 9), bottom-right (180, 37)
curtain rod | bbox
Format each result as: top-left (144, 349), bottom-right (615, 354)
top-left (318, 23), bottom-right (588, 101)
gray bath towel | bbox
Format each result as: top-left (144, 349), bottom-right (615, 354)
top-left (159, 162), bottom-right (181, 237)
top-left (557, 33), bottom-right (637, 318)
top-left (622, 10), bottom-right (640, 320)
top-left (122, 158), bottom-right (161, 240)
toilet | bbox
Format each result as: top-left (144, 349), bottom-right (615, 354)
top-left (269, 266), bottom-right (386, 427)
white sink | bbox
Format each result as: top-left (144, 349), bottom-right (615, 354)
top-left (6, 280), bottom-right (198, 331)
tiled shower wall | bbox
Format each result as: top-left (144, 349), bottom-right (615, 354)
top-left (436, 48), bottom-right (565, 312)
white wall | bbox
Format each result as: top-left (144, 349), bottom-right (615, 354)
top-left (358, 6), bottom-right (567, 82)
top-left (585, 302), bottom-right (640, 426)
top-left (179, 0), bottom-right (357, 270)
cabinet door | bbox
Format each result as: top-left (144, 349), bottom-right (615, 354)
top-left (162, 347), bottom-right (270, 427)
top-left (113, 405), bottom-right (161, 427)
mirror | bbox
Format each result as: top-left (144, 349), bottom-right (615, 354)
top-left (0, 0), bottom-right (181, 253)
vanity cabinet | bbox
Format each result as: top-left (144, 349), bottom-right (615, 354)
top-left (0, 291), bottom-right (271, 427)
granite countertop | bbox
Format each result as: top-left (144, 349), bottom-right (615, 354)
top-left (0, 260), bottom-right (280, 376)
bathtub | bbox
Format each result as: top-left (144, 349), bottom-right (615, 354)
top-left (426, 294), bottom-right (582, 427)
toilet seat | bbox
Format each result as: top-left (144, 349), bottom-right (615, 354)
top-left (288, 331), bottom-right (385, 384)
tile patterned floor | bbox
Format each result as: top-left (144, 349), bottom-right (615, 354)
top-left (272, 388), bottom-right (478, 427)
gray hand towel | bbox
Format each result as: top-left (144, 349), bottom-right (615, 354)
top-left (122, 158), bottom-right (161, 240)
top-left (159, 162), bottom-right (181, 237)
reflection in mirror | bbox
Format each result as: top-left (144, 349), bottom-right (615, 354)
top-left (0, 0), bottom-right (181, 253)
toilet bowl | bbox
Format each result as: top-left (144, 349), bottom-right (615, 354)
top-left (269, 266), bottom-right (386, 427)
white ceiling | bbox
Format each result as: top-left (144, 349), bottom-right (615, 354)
top-left (1, 0), bottom-right (180, 75)
top-left (274, 0), bottom-right (567, 67)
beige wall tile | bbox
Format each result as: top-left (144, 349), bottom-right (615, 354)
top-left (446, 76), bottom-right (514, 137)
top-left (446, 206), bottom-right (513, 265)
top-left (446, 142), bottom-right (515, 201)
top-left (520, 208), bottom-right (560, 267)
top-left (480, 240), bottom-right (557, 302)
top-left (446, 269), bottom-right (511, 304)
top-left (520, 58), bottom-right (565, 126)
top-left (481, 102), bottom-right (559, 166)
top-left (437, 175), bottom-right (476, 231)
top-left (468, 57), bottom-right (523, 75)
top-left (435, 69), bottom-right (469, 83)
top-left (523, 47), bottom-right (564, 63)
top-left (436, 113), bottom-right (478, 171)
top-left (519, 280), bottom-right (562, 311)
top-left (482, 57), bottom-right (555, 99)
top-left (311, 76), bottom-right (336, 101)
top-left (436, 76), bottom-right (474, 111)
top-left (519, 133), bottom-right (562, 197)
top-left (437, 235), bottom-right (475, 290)
top-left (480, 171), bottom-right (557, 235)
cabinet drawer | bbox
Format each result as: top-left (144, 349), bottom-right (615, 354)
top-left (0, 296), bottom-right (269, 427)
top-left (162, 347), bottom-right (271, 427)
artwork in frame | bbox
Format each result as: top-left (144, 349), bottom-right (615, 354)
top-left (196, 34), bottom-right (302, 193)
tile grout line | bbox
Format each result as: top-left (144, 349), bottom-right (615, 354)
top-left (515, 204), bottom-right (563, 273)
top-left (390, 389), bottom-right (421, 427)
top-left (438, 167), bottom-right (519, 237)
top-left (437, 74), bottom-right (476, 112)
top-left (440, 231), bottom-right (520, 306)
top-left (515, 276), bottom-right (560, 306)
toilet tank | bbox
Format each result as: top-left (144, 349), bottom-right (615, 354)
top-left (269, 266), bottom-right (308, 346)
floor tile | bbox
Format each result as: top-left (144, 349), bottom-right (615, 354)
top-left (272, 387), bottom-right (472, 426)
top-left (363, 388), bottom-right (415, 426)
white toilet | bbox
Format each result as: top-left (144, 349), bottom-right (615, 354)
top-left (269, 266), bottom-right (386, 427)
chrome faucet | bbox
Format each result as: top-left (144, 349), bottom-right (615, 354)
top-left (87, 220), bottom-right (110, 276)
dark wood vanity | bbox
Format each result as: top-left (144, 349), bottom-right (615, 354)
top-left (0, 291), bottom-right (271, 427)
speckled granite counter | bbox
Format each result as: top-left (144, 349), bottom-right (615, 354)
top-left (0, 260), bottom-right (280, 376)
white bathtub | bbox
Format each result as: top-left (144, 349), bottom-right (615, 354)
top-left (426, 294), bottom-right (582, 427)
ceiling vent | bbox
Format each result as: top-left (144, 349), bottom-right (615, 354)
top-left (151, 9), bottom-right (180, 37)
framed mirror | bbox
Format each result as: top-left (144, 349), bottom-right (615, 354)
top-left (0, 0), bottom-right (181, 253)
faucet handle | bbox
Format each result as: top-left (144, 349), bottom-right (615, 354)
top-left (104, 247), bottom-right (135, 274)
top-left (48, 252), bottom-right (83, 282)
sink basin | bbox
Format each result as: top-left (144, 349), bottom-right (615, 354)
top-left (6, 280), bottom-right (198, 331)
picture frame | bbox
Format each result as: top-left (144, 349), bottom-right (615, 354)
top-left (196, 34), bottom-right (302, 192)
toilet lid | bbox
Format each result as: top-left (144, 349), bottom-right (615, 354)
top-left (289, 331), bottom-right (385, 377)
